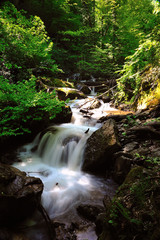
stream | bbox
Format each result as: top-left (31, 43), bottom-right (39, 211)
top-left (13, 95), bottom-right (118, 240)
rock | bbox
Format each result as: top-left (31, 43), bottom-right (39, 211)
top-left (0, 104), bottom-right (72, 164)
top-left (53, 222), bottom-right (77, 240)
top-left (89, 99), bottom-right (101, 109)
top-left (77, 204), bottom-right (104, 222)
top-left (99, 166), bottom-right (160, 240)
top-left (150, 147), bottom-right (160, 157)
top-left (82, 119), bottom-right (121, 175)
top-left (131, 147), bottom-right (150, 157)
top-left (55, 87), bottom-right (86, 100)
top-left (95, 213), bottom-right (107, 235)
top-left (149, 104), bottom-right (160, 118)
top-left (129, 125), bottom-right (160, 139)
top-left (123, 142), bottom-right (139, 152)
top-left (80, 109), bottom-right (89, 114)
top-left (98, 113), bottom-right (133, 123)
top-left (53, 105), bottom-right (72, 124)
top-left (101, 95), bottom-right (111, 103)
top-left (0, 163), bottom-right (43, 226)
top-left (76, 83), bottom-right (91, 94)
top-left (113, 155), bottom-right (132, 184)
top-left (62, 135), bottom-right (80, 145)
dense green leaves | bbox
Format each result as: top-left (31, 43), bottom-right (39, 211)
top-left (0, 76), bottom-right (65, 136)
top-left (0, 2), bottom-right (60, 82)
top-left (0, 2), bottom-right (66, 137)
top-left (0, 0), bottom-right (160, 139)
top-left (117, 39), bottom-right (160, 101)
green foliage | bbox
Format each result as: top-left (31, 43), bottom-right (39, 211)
top-left (0, 2), bottom-right (60, 82)
top-left (117, 39), bottom-right (160, 101)
top-left (108, 199), bottom-right (141, 227)
top-left (135, 153), bottom-right (160, 167)
top-left (0, 76), bottom-right (65, 136)
top-left (77, 44), bottom-right (118, 78)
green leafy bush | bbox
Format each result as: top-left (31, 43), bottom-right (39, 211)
top-left (117, 39), bottom-right (160, 102)
top-left (0, 76), bottom-right (65, 136)
top-left (0, 2), bottom-right (60, 82)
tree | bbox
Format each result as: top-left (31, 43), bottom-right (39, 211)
top-left (0, 1), bottom-right (60, 82)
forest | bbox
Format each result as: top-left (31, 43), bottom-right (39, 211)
top-left (0, 0), bottom-right (160, 138)
top-left (0, 0), bottom-right (160, 240)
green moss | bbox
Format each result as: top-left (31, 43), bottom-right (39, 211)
top-left (105, 166), bottom-right (160, 239)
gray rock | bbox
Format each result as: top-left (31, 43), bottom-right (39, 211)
top-left (82, 119), bottom-right (121, 175)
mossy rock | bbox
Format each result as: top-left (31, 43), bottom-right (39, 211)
top-left (37, 77), bottom-right (74, 89)
top-left (99, 166), bottom-right (160, 240)
top-left (55, 87), bottom-right (86, 101)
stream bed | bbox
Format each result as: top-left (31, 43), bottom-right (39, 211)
top-left (13, 97), bottom-right (118, 240)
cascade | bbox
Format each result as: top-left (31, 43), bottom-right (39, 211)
top-left (13, 95), bottom-right (117, 239)
top-left (90, 75), bottom-right (96, 96)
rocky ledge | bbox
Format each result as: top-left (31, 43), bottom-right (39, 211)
top-left (92, 104), bottom-right (160, 240)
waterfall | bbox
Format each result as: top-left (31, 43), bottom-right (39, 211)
top-left (14, 122), bottom-right (104, 219)
top-left (90, 75), bottom-right (96, 96)
top-left (13, 97), bottom-right (117, 240)
top-left (36, 124), bottom-right (93, 171)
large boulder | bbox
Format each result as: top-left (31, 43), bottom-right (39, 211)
top-left (0, 163), bottom-right (43, 226)
top-left (82, 119), bottom-right (121, 175)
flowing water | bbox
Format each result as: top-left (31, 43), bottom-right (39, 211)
top-left (13, 96), bottom-right (117, 240)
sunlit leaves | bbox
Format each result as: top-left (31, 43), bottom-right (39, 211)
top-left (0, 2), bottom-right (59, 82)
top-left (117, 39), bottom-right (160, 101)
top-left (0, 76), bottom-right (65, 136)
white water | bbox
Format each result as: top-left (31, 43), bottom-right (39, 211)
top-left (14, 97), bottom-right (117, 239)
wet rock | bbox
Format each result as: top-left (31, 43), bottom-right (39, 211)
top-left (54, 222), bottom-right (77, 240)
top-left (82, 119), bottom-right (121, 175)
top-left (80, 108), bottom-right (89, 114)
top-left (101, 95), bottom-right (111, 103)
top-left (76, 83), bottom-right (91, 94)
top-left (63, 136), bottom-right (80, 145)
top-left (95, 213), bottom-right (107, 235)
top-left (77, 204), bottom-right (105, 222)
top-left (89, 99), bottom-right (101, 109)
top-left (0, 163), bottom-right (43, 226)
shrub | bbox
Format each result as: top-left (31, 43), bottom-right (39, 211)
top-left (0, 76), bottom-right (65, 136)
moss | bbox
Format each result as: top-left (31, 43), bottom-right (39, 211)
top-left (137, 66), bottom-right (160, 109)
top-left (37, 77), bottom-right (74, 88)
top-left (102, 166), bottom-right (160, 240)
